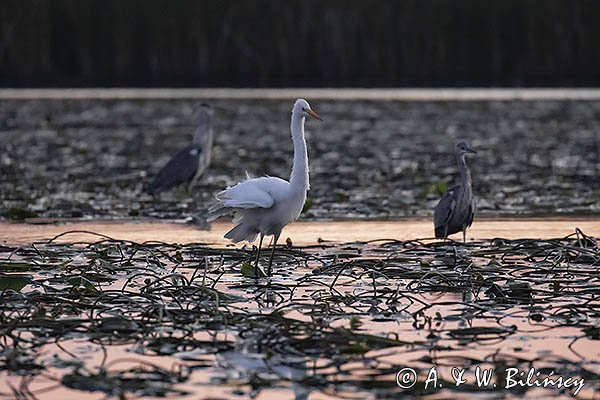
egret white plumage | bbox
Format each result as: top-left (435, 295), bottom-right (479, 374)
top-left (207, 99), bottom-right (322, 276)
top-left (147, 103), bottom-right (214, 194)
top-left (433, 139), bottom-right (477, 242)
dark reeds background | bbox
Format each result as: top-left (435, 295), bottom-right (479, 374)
top-left (1, 0), bottom-right (600, 87)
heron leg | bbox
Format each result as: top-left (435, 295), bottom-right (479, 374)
top-left (462, 227), bottom-right (466, 243)
top-left (267, 232), bottom-right (281, 277)
top-left (188, 175), bottom-right (200, 192)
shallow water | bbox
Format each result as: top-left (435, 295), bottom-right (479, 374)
top-left (1, 97), bottom-right (599, 221)
top-left (1, 218), bottom-right (600, 247)
top-left (1, 227), bottom-right (599, 399)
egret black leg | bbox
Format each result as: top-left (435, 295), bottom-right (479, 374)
top-left (267, 232), bottom-right (281, 277)
top-left (255, 233), bottom-right (264, 268)
top-left (462, 228), bottom-right (466, 243)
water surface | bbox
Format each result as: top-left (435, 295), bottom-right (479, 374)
top-left (1, 225), bottom-right (598, 399)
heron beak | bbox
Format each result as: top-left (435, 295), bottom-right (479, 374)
top-left (305, 108), bottom-right (323, 121)
top-left (466, 146), bottom-right (477, 154)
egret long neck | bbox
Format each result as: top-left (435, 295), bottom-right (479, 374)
top-left (289, 113), bottom-right (310, 191)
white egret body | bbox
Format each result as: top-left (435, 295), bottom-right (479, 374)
top-left (207, 99), bottom-right (322, 274)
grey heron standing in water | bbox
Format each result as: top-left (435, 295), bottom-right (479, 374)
top-left (434, 139), bottom-right (477, 242)
top-left (147, 103), bottom-right (214, 194)
top-left (207, 99), bottom-right (322, 277)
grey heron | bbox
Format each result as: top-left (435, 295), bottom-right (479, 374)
top-left (433, 139), bottom-right (477, 242)
top-left (147, 103), bottom-right (214, 194)
top-left (207, 99), bottom-right (322, 276)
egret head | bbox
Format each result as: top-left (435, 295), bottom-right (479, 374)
top-left (293, 98), bottom-right (322, 121)
top-left (455, 140), bottom-right (476, 155)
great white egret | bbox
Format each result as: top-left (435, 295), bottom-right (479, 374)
top-left (147, 103), bottom-right (214, 194)
top-left (207, 99), bottom-right (322, 276)
top-left (433, 139), bottom-right (477, 242)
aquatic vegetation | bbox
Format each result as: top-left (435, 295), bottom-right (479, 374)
top-left (2, 207), bottom-right (38, 221)
top-left (1, 99), bottom-right (599, 221)
top-left (0, 229), bottom-right (598, 398)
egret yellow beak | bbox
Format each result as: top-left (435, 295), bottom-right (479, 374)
top-left (304, 108), bottom-right (323, 121)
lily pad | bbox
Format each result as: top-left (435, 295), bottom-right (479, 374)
top-left (0, 274), bottom-right (32, 291)
top-left (240, 261), bottom-right (267, 279)
top-left (66, 276), bottom-right (98, 292)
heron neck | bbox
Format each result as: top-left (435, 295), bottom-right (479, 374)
top-left (289, 112), bottom-right (310, 191)
top-left (193, 125), bottom-right (212, 146)
top-left (456, 153), bottom-right (472, 188)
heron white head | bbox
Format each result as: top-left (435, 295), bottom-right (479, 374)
top-left (292, 98), bottom-right (323, 121)
top-left (455, 139), bottom-right (477, 155)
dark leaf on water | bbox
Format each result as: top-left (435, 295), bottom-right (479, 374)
top-left (0, 274), bottom-right (32, 292)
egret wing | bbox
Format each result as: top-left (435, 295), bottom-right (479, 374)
top-left (215, 178), bottom-right (276, 209)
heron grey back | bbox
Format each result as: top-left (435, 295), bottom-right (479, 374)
top-left (433, 139), bottom-right (476, 240)
top-left (146, 103), bottom-right (215, 194)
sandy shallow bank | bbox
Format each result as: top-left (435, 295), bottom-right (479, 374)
top-left (1, 217), bottom-right (598, 246)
